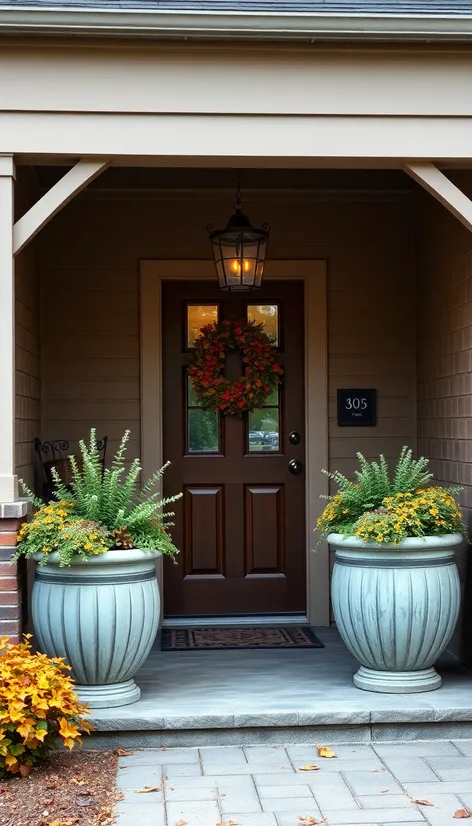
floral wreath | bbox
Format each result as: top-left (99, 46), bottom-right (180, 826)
top-left (189, 318), bottom-right (283, 415)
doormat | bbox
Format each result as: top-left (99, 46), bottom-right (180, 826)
top-left (161, 627), bottom-right (324, 651)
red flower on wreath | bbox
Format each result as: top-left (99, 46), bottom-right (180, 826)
top-left (188, 318), bottom-right (283, 415)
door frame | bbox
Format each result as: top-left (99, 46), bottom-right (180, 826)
top-left (140, 259), bottom-right (329, 626)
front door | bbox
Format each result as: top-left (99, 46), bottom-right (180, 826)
top-left (162, 280), bottom-right (305, 617)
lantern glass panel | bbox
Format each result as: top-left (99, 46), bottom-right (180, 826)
top-left (209, 211), bottom-right (268, 291)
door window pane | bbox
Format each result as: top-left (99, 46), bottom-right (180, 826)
top-left (247, 304), bottom-right (279, 345)
top-left (248, 408), bottom-right (279, 452)
top-left (188, 408), bottom-right (219, 453)
top-left (187, 375), bottom-right (220, 453)
top-left (187, 304), bottom-right (218, 348)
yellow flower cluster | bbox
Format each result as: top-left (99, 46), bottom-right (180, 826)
top-left (16, 500), bottom-right (109, 564)
top-left (316, 493), bottom-right (344, 529)
top-left (354, 487), bottom-right (464, 546)
top-left (0, 635), bottom-right (90, 777)
top-left (18, 500), bottom-right (74, 542)
top-left (317, 484), bottom-right (465, 547)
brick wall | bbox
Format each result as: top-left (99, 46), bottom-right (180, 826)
top-left (417, 177), bottom-right (472, 664)
top-left (0, 503), bottom-right (29, 643)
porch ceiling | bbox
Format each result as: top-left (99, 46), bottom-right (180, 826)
top-left (30, 166), bottom-right (416, 193)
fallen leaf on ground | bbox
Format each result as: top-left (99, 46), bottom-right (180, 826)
top-left (380, 788), bottom-right (389, 793)
top-left (115, 792), bottom-right (125, 801)
top-left (369, 769), bottom-right (379, 773)
top-left (43, 820), bottom-right (79, 826)
top-left (98, 806), bottom-right (115, 825)
top-left (162, 775), bottom-right (169, 781)
top-left (175, 820), bottom-right (188, 826)
top-left (75, 797), bottom-right (94, 807)
top-left (412, 799), bottom-right (434, 807)
top-left (298, 765), bottom-right (320, 772)
top-left (216, 821), bottom-right (238, 826)
top-left (114, 748), bottom-right (132, 757)
top-left (315, 745), bottom-right (336, 758)
top-left (298, 817), bottom-right (321, 825)
top-left (454, 810), bottom-right (471, 819)
top-left (69, 779), bottom-right (87, 786)
top-left (135, 786), bottom-right (161, 794)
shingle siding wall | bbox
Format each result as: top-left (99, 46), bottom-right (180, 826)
top-left (417, 177), bottom-right (472, 664)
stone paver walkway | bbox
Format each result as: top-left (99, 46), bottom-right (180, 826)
top-left (114, 741), bottom-right (472, 826)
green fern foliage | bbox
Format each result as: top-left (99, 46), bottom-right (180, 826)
top-left (20, 429), bottom-right (182, 560)
top-left (316, 446), bottom-right (459, 543)
top-left (392, 446), bottom-right (433, 494)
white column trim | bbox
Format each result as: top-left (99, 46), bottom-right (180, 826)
top-left (139, 259), bottom-right (329, 626)
top-left (0, 155), bottom-right (17, 502)
top-left (404, 162), bottom-right (472, 234)
top-left (13, 158), bottom-right (110, 256)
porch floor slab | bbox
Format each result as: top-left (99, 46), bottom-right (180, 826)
top-left (89, 628), bottom-right (472, 747)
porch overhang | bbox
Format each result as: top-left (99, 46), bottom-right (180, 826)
top-left (1, 6), bottom-right (472, 42)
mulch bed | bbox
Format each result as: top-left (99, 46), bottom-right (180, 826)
top-left (0, 751), bottom-right (119, 826)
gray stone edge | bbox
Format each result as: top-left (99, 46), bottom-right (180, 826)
top-left (89, 704), bottom-right (472, 731)
top-left (0, 498), bottom-right (31, 519)
top-left (83, 721), bottom-right (472, 749)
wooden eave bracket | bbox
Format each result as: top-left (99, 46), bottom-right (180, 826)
top-left (404, 162), bottom-right (472, 234)
top-left (13, 158), bottom-right (110, 256)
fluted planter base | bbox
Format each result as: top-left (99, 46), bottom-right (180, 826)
top-left (32, 549), bottom-right (161, 709)
top-left (75, 679), bottom-right (141, 708)
top-left (328, 533), bottom-right (463, 694)
top-left (354, 665), bottom-right (442, 694)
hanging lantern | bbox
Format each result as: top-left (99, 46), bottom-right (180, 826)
top-left (208, 179), bottom-right (269, 291)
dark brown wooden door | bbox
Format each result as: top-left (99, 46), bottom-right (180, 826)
top-left (162, 280), bottom-right (305, 617)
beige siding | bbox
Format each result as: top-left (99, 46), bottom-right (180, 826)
top-left (15, 169), bottom-right (41, 490)
top-left (37, 186), bottom-right (416, 506)
top-left (417, 177), bottom-right (472, 664)
top-left (39, 189), bottom-right (416, 471)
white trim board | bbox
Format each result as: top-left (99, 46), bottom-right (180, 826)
top-left (140, 259), bottom-right (329, 627)
top-left (161, 615), bottom-right (309, 628)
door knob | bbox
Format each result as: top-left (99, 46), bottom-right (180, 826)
top-left (288, 458), bottom-right (303, 475)
top-left (289, 431), bottom-right (301, 445)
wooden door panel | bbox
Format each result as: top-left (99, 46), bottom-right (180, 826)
top-left (244, 485), bottom-right (285, 576)
top-left (183, 486), bottom-right (224, 577)
top-left (163, 280), bottom-right (305, 617)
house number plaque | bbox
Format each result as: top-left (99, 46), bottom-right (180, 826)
top-left (337, 389), bottom-right (376, 427)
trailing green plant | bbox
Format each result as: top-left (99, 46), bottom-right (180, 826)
top-left (316, 447), bottom-right (466, 546)
top-left (17, 429), bottom-right (182, 565)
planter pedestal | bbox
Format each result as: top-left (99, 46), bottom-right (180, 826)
top-left (74, 680), bottom-right (141, 708)
top-left (354, 666), bottom-right (442, 694)
top-left (32, 549), bottom-right (161, 708)
top-left (328, 533), bottom-right (463, 694)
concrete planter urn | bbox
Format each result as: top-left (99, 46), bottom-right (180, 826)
top-left (32, 548), bottom-right (161, 708)
top-left (328, 533), bottom-right (462, 693)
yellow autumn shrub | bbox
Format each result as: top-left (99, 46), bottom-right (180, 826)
top-left (0, 636), bottom-right (91, 778)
